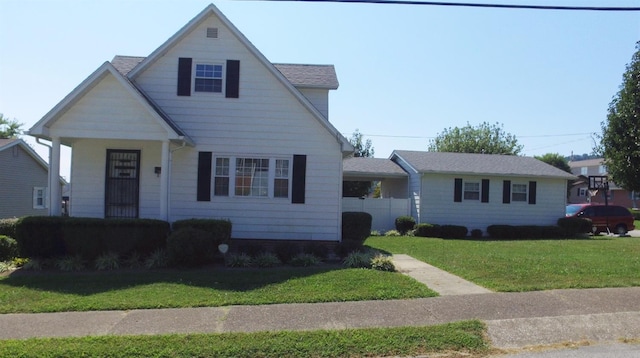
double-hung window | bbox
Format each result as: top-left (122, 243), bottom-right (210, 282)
top-left (194, 63), bottom-right (223, 93)
top-left (213, 157), bottom-right (290, 198)
top-left (463, 181), bottom-right (480, 200)
top-left (512, 183), bottom-right (527, 202)
top-left (33, 187), bottom-right (47, 209)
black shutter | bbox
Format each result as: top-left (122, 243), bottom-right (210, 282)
top-left (454, 178), bottom-right (462, 202)
top-left (177, 58), bottom-right (192, 96)
top-left (292, 154), bottom-right (306, 204)
top-left (197, 152), bottom-right (212, 201)
top-left (503, 180), bottom-right (511, 204)
top-left (528, 181), bottom-right (537, 205)
top-left (481, 179), bottom-right (490, 203)
top-left (226, 60), bottom-right (240, 98)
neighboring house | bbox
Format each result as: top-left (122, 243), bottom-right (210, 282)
top-left (343, 151), bottom-right (576, 234)
top-left (568, 158), bottom-right (639, 208)
top-left (0, 138), bottom-right (64, 218)
top-left (28, 4), bottom-right (352, 241)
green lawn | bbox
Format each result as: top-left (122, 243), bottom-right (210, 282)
top-left (0, 321), bottom-right (489, 358)
top-left (0, 266), bottom-right (436, 314)
top-left (367, 236), bottom-right (640, 292)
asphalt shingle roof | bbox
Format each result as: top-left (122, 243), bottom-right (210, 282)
top-left (110, 56), bottom-right (338, 89)
top-left (343, 157), bottom-right (407, 178)
top-left (392, 151), bottom-right (576, 179)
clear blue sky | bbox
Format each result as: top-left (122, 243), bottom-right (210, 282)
top-left (1, 0), bottom-right (638, 180)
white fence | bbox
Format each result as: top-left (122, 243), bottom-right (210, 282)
top-left (342, 198), bottom-right (411, 232)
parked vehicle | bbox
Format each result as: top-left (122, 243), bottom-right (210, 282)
top-left (565, 204), bottom-right (635, 235)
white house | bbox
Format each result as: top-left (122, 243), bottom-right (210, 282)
top-left (28, 4), bottom-right (353, 241)
top-left (342, 151), bottom-right (576, 233)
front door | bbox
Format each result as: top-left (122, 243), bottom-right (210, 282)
top-left (105, 150), bottom-right (140, 218)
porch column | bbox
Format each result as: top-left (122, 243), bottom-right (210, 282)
top-left (160, 140), bottom-right (170, 220)
top-left (49, 137), bottom-right (62, 216)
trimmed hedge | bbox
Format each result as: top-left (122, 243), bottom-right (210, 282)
top-left (15, 216), bottom-right (66, 259)
top-left (557, 217), bottom-right (592, 236)
top-left (171, 219), bottom-right (232, 248)
top-left (14, 216), bottom-right (169, 259)
top-left (342, 212), bottom-right (372, 245)
top-left (440, 225), bottom-right (468, 239)
top-left (0, 235), bottom-right (18, 261)
top-left (394, 216), bottom-right (416, 235)
top-left (414, 223), bottom-right (441, 238)
top-left (0, 218), bottom-right (18, 238)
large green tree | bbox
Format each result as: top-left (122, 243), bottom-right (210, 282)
top-left (0, 113), bottom-right (23, 139)
top-left (428, 122), bottom-right (523, 155)
top-left (343, 129), bottom-right (375, 197)
top-left (597, 42), bottom-right (640, 192)
top-left (534, 153), bottom-right (571, 173)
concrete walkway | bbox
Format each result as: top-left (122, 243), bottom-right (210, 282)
top-left (392, 254), bottom-right (492, 295)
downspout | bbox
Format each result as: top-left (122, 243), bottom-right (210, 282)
top-left (167, 139), bottom-right (187, 223)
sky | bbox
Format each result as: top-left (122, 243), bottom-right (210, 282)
top-left (1, 0), bottom-right (639, 181)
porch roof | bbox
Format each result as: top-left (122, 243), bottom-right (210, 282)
top-left (343, 157), bottom-right (408, 179)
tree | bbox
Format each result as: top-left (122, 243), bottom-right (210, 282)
top-left (0, 113), bottom-right (23, 139)
top-left (428, 121), bottom-right (523, 155)
top-left (596, 42), bottom-right (640, 192)
top-left (343, 129), bottom-right (375, 197)
top-left (535, 153), bottom-right (571, 173)
top-left (349, 129), bottom-right (374, 158)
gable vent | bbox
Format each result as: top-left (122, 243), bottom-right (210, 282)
top-left (206, 27), bottom-right (219, 38)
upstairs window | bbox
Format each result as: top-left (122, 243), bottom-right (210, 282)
top-left (235, 158), bottom-right (269, 197)
top-left (194, 63), bottom-right (223, 93)
top-left (33, 187), bottom-right (47, 209)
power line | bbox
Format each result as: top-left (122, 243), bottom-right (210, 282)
top-left (345, 132), bottom-right (595, 140)
top-left (258, 0), bottom-right (640, 11)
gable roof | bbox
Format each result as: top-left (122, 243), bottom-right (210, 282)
top-left (343, 157), bottom-right (407, 178)
top-left (0, 138), bottom-right (67, 184)
top-left (125, 3), bottom-right (352, 153)
top-left (28, 62), bottom-right (193, 145)
top-left (391, 150), bottom-right (576, 180)
top-left (568, 158), bottom-right (603, 168)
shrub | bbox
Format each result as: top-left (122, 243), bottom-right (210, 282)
top-left (226, 253), bottom-right (252, 268)
top-left (0, 261), bottom-right (14, 273)
top-left (22, 258), bottom-right (43, 271)
top-left (0, 235), bottom-right (18, 261)
top-left (274, 242), bottom-right (301, 264)
top-left (166, 228), bottom-right (214, 268)
top-left (630, 208), bottom-right (640, 220)
top-left (370, 230), bottom-right (381, 236)
top-left (123, 252), bottom-right (142, 269)
top-left (487, 225), bottom-right (514, 239)
top-left (384, 230), bottom-right (401, 237)
top-left (95, 252), bottom-right (120, 271)
top-left (253, 252), bottom-right (281, 268)
top-left (334, 240), bottom-right (364, 258)
top-left (394, 216), bottom-right (416, 235)
top-left (56, 255), bottom-right (85, 271)
top-left (557, 217), bottom-right (592, 236)
top-left (0, 218), bottom-right (18, 238)
top-left (302, 242), bottom-right (329, 260)
top-left (342, 212), bottom-right (372, 245)
top-left (172, 218), bottom-right (232, 248)
top-left (15, 216), bottom-right (66, 258)
top-left (289, 253), bottom-right (321, 267)
top-left (414, 223), bottom-right (441, 238)
top-left (343, 251), bottom-right (373, 268)
top-left (145, 249), bottom-right (169, 269)
top-left (440, 225), bottom-right (468, 239)
top-left (11, 257), bottom-right (29, 267)
top-left (235, 243), bottom-right (264, 257)
top-left (470, 229), bottom-right (483, 238)
top-left (371, 254), bottom-right (395, 272)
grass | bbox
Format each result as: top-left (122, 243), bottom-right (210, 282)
top-left (0, 320), bottom-right (489, 358)
top-left (367, 236), bottom-right (640, 292)
top-left (0, 266), bottom-right (437, 314)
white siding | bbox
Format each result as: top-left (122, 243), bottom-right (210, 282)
top-left (343, 198), bottom-right (411, 232)
top-left (420, 173), bottom-right (568, 234)
top-left (380, 178), bottom-right (409, 199)
top-left (69, 139), bottom-right (162, 219)
top-left (392, 158), bottom-right (421, 219)
top-left (50, 74), bottom-right (170, 141)
top-left (298, 88), bottom-right (330, 119)
top-left (131, 13), bottom-right (344, 241)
